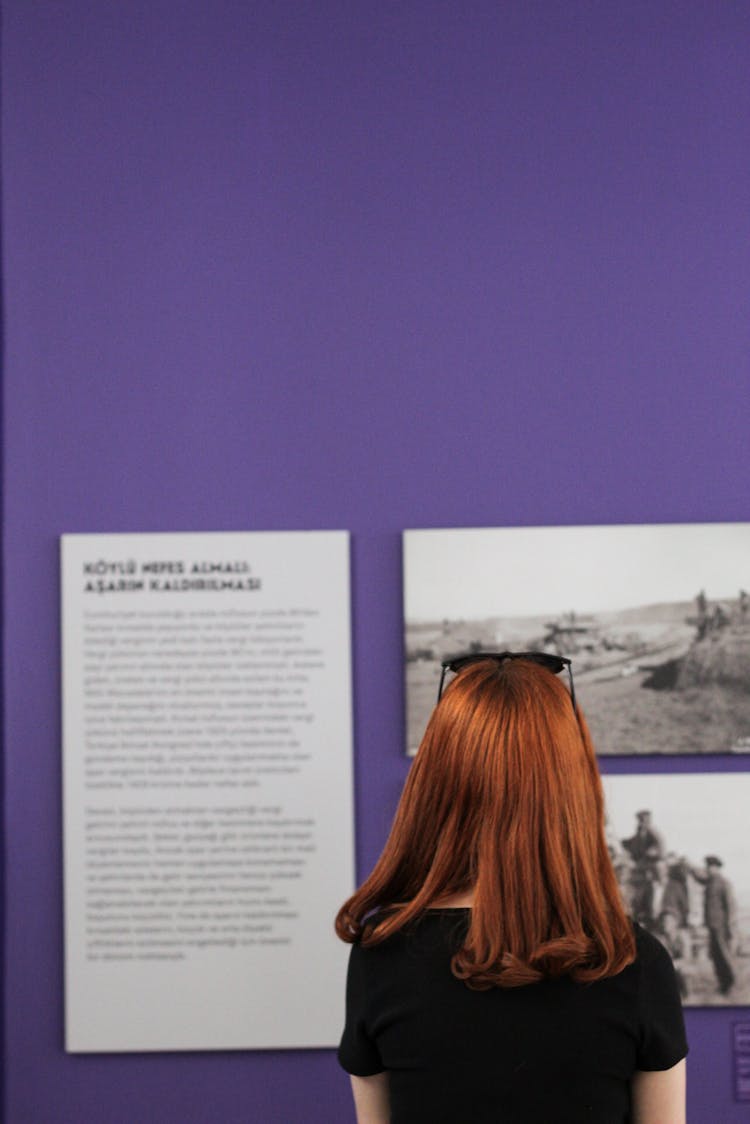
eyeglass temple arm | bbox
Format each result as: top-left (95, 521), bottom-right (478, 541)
top-left (437, 665), bottom-right (449, 703)
top-left (567, 664), bottom-right (578, 713)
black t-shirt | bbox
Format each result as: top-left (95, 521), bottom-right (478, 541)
top-left (338, 910), bottom-right (687, 1124)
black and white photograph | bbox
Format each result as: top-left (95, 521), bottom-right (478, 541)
top-left (601, 773), bottom-right (750, 1008)
top-left (404, 523), bottom-right (750, 755)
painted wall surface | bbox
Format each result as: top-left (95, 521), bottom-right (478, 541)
top-left (3, 2), bottom-right (750, 1121)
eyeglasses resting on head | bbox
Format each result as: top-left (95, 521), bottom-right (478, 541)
top-left (437, 650), bottom-right (577, 714)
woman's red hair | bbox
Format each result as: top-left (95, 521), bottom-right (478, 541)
top-left (336, 658), bottom-right (635, 988)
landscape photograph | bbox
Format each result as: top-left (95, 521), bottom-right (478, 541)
top-left (404, 523), bottom-right (750, 756)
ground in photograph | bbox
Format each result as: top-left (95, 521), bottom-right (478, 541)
top-left (405, 596), bottom-right (750, 755)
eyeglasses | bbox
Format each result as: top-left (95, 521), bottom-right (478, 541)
top-left (437, 651), bottom-right (577, 713)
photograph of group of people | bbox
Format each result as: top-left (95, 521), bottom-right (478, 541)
top-left (602, 774), bottom-right (750, 1007)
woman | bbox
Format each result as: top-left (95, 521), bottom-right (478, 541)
top-left (336, 653), bottom-right (687, 1123)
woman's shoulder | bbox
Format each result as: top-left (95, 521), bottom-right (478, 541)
top-left (352, 907), bottom-right (469, 955)
top-left (629, 922), bottom-right (682, 987)
top-left (632, 921), bottom-right (672, 961)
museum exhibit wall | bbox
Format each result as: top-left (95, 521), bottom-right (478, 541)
top-left (3, 2), bottom-right (749, 1121)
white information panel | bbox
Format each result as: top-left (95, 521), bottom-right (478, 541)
top-left (62, 531), bottom-right (354, 1052)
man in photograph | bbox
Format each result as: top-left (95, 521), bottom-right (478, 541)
top-left (655, 909), bottom-right (689, 999)
top-left (621, 810), bottom-right (666, 927)
top-left (690, 855), bottom-right (737, 996)
top-left (661, 853), bottom-right (690, 929)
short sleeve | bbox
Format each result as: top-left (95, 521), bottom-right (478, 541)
top-left (635, 933), bottom-right (689, 1071)
top-left (337, 943), bottom-right (384, 1076)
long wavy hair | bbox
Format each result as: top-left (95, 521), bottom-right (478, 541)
top-left (336, 657), bottom-right (635, 988)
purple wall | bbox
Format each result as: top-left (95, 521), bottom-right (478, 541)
top-left (3, 2), bottom-right (750, 1120)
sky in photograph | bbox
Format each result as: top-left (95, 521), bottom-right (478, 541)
top-left (404, 523), bottom-right (750, 619)
top-left (602, 773), bottom-right (750, 899)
